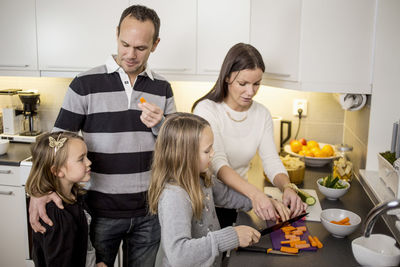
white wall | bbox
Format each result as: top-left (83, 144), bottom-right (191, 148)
top-left (366, 0), bottom-right (400, 170)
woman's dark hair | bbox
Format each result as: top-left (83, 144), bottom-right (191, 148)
top-left (191, 43), bottom-right (265, 111)
top-left (117, 5), bottom-right (160, 44)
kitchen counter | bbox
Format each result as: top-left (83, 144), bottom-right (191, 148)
top-left (226, 165), bottom-right (392, 267)
top-left (0, 142), bottom-right (32, 166)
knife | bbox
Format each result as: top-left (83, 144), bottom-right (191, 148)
top-left (236, 246), bottom-right (298, 256)
top-left (260, 212), bottom-right (308, 236)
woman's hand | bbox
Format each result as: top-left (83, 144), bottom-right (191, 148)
top-left (250, 191), bottom-right (290, 222)
top-left (282, 187), bottom-right (307, 218)
top-left (29, 192), bottom-right (63, 233)
top-left (234, 225), bottom-right (261, 247)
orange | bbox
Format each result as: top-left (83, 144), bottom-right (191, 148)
top-left (310, 147), bottom-right (321, 155)
top-left (290, 140), bottom-right (303, 153)
top-left (307, 140), bottom-right (320, 149)
top-left (314, 150), bottom-right (325, 158)
top-left (321, 144), bottom-right (334, 157)
top-left (305, 150), bottom-right (314, 157)
top-left (298, 150), bottom-right (306, 156)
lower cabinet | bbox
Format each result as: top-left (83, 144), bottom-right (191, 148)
top-left (0, 185), bottom-right (29, 267)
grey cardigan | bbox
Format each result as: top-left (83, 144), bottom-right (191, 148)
top-left (158, 177), bottom-right (252, 267)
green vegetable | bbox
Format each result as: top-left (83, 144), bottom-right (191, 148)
top-left (297, 189), bottom-right (316, 206)
top-left (319, 175), bottom-right (348, 189)
top-left (380, 151), bottom-right (396, 166)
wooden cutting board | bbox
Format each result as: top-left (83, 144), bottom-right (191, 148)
top-left (264, 187), bottom-right (322, 222)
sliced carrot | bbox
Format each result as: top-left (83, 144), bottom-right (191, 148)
top-left (290, 240), bottom-right (306, 247)
top-left (308, 236), bottom-right (317, 247)
top-left (292, 230), bottom-right (304, 236)
top-left (295, 243), bottom-right (311, 249)
top-left (313, 236), bottom-right (323, 248)
top-left (285, 234), bottom-right (297, 240)
top-left (281, 226), bottom-right (296, 232)
top-left (280, 246), bottom-right (299, 254)
top-left (281, 240), bottom-right (291, 244)
top-left (139, 97), bottom-right (146, 103)
top-left (296, 226), bottom-right (307, 232)
top-left (338, 217), bottom-right (350, 224)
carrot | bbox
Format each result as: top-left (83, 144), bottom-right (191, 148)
top-left (313, 236), bottom-right (323, 248)
top-left (295, 243), bottom-right (311, 249)
top-left (292, 230), bottom-right (304, 236)
top-left (285, 234), bottom-right (297, 240)
top-left (139, 97), bottom-right (146, 103)
top-left (290, 240), bottom-right (306, 247)
top-left (338, 217), bottom-right (350, 224)
top-left (281, 240), bottom-right (291, 245)
top-left (281, 226), bottom-right (296, 232)
top-left (296, 226), bottom-right (307, 232)
top-left (308, 235), bottom-right (317, 247)
top-left (280, 246), bottom-right (299, 254)
top-left (330, 220), bottom-right (351, 225)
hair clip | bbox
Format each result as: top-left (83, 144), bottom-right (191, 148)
top-left (49, 135), bottom-right (67, 154)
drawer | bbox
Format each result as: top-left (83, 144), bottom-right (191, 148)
top-left (0, 165), bottom-right (21, 186)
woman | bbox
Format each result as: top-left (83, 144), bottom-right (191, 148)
top-left (192, 43), bottom-right (306, 227)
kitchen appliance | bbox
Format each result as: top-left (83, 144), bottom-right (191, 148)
top-left (272, 116), bottom-right (292, 152)
top-left (1, 90), bottom-right (43, 143)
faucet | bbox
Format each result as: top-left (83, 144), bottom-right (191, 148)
top-left (364, 199), bottom-right (400, 237)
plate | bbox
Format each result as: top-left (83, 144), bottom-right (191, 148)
top-left (284, 142), bottom-right (340, 167)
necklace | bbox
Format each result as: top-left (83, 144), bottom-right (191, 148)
top-left (225, 110), bottom-right (248, 122)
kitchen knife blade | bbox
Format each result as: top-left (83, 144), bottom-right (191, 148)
top-left (260, 212), bottom-right (308, 236)
top-left (236, 246), bottom-right (297, 256)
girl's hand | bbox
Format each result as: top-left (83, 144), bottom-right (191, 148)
top-left (96, 262), bottom-right (107, 267)
top-left (282, 187), bottom-right (307, 218)
top-left (138, 101), bottom-right (163, 128)
top-left (234, 225), bottom-right (261, 247)
top-left (29, 192), bottom-right (63, 233)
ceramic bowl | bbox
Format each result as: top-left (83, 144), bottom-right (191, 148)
top-left (0, 139), bottom-right (10, 155)
top-left (352, 234), bottom-right (400, 266)
top-left (317, 178), bottom-right (350, 200)
top-left (284, 142), bottom-right (340, 167)
top-left (320, 208), bottom-right (361, 238)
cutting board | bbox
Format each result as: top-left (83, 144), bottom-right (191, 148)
top-left (264, 187), bottom-right (322, 222)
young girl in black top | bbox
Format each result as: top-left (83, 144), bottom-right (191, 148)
top-left (26, 132), bottom-right (104, 267)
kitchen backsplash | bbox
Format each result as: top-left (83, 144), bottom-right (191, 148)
top-left (0, 76), bottom-right (346, 146)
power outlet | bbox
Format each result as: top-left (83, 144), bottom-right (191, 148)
top-left (293, 99), bottom-right (308, 117)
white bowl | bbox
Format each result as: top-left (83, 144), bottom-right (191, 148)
top-left (352, 234), bottom-right (400, 266)
top-left (317, 178), bottom-right (350, 200)
top-left (0, 140), bottom-right (9, 155)
top-left (320, 208), bottom-right (361, 238)
top-left (284, 142), bottom-right (340, 167)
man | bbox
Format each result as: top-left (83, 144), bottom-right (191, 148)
top-left (29, 5), bottom-right (176, 267)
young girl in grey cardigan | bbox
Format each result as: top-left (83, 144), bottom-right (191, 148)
top-left (148, 113), bottom-right (261, 267)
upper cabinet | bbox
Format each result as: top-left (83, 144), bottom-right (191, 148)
top-left (0, 0), bottom-right (38, 72)
top-left (36, 0), bottom-right (129, 72)
top-left (250, 0), bottom-right (302, 83)
top-left (132, 0), bottom-right (197, 75)
top-left (300, 0), bottom-right (375, 93)
top-left (197, 0), bottom-right (250, 75)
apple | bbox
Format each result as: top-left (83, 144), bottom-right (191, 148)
top-left (300, 138), bottom-right (307, 146)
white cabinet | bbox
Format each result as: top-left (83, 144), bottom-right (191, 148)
top-left (131, 0), bottom-right (197, 75)
top-left (0, 184), bottom-right (29, 267)
top-left (36, 0), bottom-right (130, 72)
top-left (250, 0), bottom-right (301, 82)
top-left (300, 0), bottom-right (375, 93)
top-left (197, 0), bottom-right (250, 75)
top-left (0, 0), bottom-right (38, 72)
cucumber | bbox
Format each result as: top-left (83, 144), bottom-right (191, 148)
top-left (297, 189), bottom-right (316, 206)
top-left (327, 177), bottom-right (339, 188)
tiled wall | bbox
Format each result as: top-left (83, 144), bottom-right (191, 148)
top-left (343, 97), bottom-right (371, 176)
top-left (0, 77), bottom-right (346, 146)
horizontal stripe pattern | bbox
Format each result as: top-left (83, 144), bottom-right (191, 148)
top-left (88, 171), bottom-right (151, 194)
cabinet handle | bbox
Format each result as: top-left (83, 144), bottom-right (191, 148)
top-left (265, 72), bottom-right (291, 78)
top-left (0, 190), bottom-right (13, 195)
top-left (152, 68), bottom-right (189, 72)
top-left (0, 170), bottom-right (12, 174)
top-left (0, 64), bottom-right (29, 68)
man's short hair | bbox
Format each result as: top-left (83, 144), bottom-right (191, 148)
top-left (117, 5), bottom-right (160, 44)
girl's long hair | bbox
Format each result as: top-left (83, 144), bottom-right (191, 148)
top-left (25, 131), bottom-right (85, 204)
top-left (192, 43), bottom-right (265, 111)
top-left (148, 113), bottom-right (212, 219)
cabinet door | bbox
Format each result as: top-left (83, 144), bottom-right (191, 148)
top-left (250, 0), bottom-right (301, 82)
top-left (300, 0), bottom-right (375, 93)
top-left (0, 0), bottom-right (37, 71)
top-left (197, 0), bottom-right (250, 75)
top-left (36, 0), bottom-right (130, 72)
top-left (132, 0), bottom-right (197, 75)
top-left (0, 186), bottom-right (29, 267)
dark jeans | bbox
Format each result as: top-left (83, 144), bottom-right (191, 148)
top-left (91, 215), bottom-right (161, 267)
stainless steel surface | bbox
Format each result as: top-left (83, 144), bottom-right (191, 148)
top-left (364, 199), bottom-right (400, 237)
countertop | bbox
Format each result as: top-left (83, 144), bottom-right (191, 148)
top-left (226, 165), bottom-right (392, 267)
top-left (0, 142), bottom-right (32, 166)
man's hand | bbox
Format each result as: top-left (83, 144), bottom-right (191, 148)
top-left (29, 192), bottom-right (63, 233)
top-left (282, 187), bottom-right (307, 218)
top-left (138, 101), bottom-right (163, 128)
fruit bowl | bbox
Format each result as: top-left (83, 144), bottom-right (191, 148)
top-left (284, 142), bottom-right (340, 167)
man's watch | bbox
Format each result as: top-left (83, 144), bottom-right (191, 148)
top-left (283, 182), bottom-right (298, 193)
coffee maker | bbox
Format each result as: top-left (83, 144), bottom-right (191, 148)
top-left (1, 89), bottom-right (43, 143)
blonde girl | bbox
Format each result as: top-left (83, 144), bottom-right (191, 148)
top-left (26, 132), bottom-right (103, 267)
top-left (148, 113), bottom-right (260, 267)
